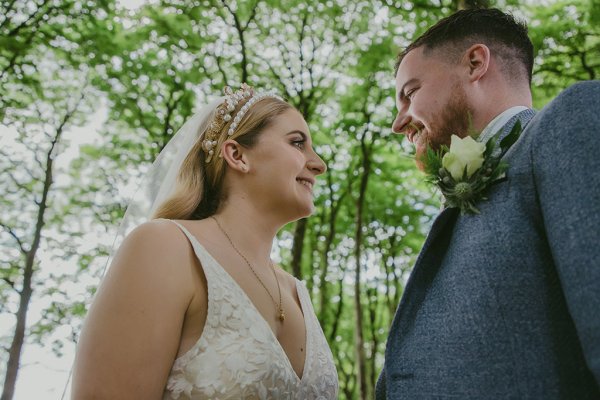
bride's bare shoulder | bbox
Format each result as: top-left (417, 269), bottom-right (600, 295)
top-left (109, 219), bottom-right (194, 272)
top-left (123, 218), bottom-right (187, 248)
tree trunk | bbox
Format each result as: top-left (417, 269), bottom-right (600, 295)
top-left (290, 218), bottom-right (307, 279)
top-left (318, 172), bottom-right (347, 321)
top-left (353, 133), bottom-right (371, 400)
top-left (1, 254), bottom-right (34, 400)
top-left (1, 93), bottom-right (79, 400)
top-left (367, 284), bottom-right (380, 395)
top-left (328, 271), bottom-right (345, 344)
top-left (2, 136), bottom-right (55, 400)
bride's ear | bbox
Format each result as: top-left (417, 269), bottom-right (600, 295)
top-left (221, 139), bottom-right (249, 172)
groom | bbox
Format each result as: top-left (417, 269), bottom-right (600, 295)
top-left (377, 8), bottom-right (600, 399)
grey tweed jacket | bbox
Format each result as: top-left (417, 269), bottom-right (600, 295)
top-left (376, 81), bottom-right (600, 399)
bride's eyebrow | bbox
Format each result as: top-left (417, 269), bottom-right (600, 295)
top-left (285, 130), bottom-right (307, 140)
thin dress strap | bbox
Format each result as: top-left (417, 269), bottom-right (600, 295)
top-left (164, 219), bottom-right (217, 276)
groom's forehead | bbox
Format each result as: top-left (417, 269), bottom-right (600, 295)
top-left (396, 47), bottom-right (452, 86)
top-left (395, 50), bottom-right (424, 88)
top-left (396, 48), bottom-right (424, 79)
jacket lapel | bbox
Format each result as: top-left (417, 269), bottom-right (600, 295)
top-left (386, 207), bottom-right (459, 344)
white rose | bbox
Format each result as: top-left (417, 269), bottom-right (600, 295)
top-left (442, 135), bottom-right (486, 180)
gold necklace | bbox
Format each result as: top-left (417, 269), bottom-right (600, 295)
top-left (211, 216), bottom-right (285, 322)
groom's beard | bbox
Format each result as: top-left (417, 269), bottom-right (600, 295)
top-left (415, 83), bottom-right (472, 170)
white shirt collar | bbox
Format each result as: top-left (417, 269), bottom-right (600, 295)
top-left (477, 106), bottom-right (529, 144)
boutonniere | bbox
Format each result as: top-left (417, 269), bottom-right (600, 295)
top-left (422, 121), bottom-right (522, 215)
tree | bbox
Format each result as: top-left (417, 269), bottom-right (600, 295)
top-left (3, 1), bottom-right (596, 398)
top-left (0, 0), bottom-right (112, 119)
top-left (0, 56), bottom-right (95, 400)
top-left (528, 0), bottom-right (600, 106)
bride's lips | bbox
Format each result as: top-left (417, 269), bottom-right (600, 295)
top-left (296, 177), bottom-right (314, 192)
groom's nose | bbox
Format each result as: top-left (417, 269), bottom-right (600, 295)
top-left (392, 112), bottom-right (410, 135)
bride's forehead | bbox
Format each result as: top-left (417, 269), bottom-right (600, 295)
top-left (266, 110), bottom-right (309, 133)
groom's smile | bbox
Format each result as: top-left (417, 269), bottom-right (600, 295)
top-left (393, 47), bottom-right (473, 169)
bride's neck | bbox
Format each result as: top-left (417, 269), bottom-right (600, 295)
top-left (212, 202), bottom-right (279, 267)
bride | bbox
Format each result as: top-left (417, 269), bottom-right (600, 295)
top-left (71, 84), bottom-right (338, 399)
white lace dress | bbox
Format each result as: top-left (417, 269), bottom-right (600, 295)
top-left (162, 221), bottom-right (338, 399)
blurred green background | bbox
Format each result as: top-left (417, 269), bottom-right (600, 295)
top-left (1, 0), bottom-right (598, 398)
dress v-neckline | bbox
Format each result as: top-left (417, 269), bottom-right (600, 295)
top-left (181, 226), bottom-right (309, 383)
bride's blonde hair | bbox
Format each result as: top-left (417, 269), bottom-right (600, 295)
top-left (152, 97), bottom-right (292, 220)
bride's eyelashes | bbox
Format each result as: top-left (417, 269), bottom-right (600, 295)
top-left (287, 133), bottom-right (307, 149)
top-left (286, 130), bottom-right (308, 150)
top-left (291, 138), bottom-right (306, 149)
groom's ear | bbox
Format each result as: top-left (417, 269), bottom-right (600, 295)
top-left (462, 44), bottom-right (490, 82)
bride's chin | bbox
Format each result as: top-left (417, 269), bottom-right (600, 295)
top-left (293, 204), bottom-right (315, 220)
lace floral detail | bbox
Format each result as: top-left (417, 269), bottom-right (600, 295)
top-left (163, 221), bottom-right (338, 400)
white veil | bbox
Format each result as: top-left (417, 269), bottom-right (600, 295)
top-left (109, 96), bottom-right (225, 253)
top-left (107, 85), bottom-right (283, 256)
top-left (61, 96), bottom-right (224, 399)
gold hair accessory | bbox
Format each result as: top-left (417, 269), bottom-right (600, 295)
top-left (202, 84), bottom-right (282, 163)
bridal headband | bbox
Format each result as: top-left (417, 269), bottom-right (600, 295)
top-left (201, 83), bottom-right (282, 163)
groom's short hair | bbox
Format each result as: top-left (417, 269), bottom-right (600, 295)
top-left (395, 8), bottom-right (534, 85)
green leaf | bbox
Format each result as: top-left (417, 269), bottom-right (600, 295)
top-left (499, 120), bottom-right (523, 151)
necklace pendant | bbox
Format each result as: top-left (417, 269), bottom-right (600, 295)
top-left (278, 310), bottom-right (285, 322)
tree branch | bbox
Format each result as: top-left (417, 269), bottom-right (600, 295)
top-left (0, 0), bottom-right (19, 28)
top-left (0, 222), bottom-right (28, 254)
top-left (1, 277), bottom-right (16, 290)
top-left (220, 0), bottom-right (250, 81)
top-left (6, 0), bottom-right (54, 38)
top-left (214, 55), bottom-right (230, 87)
top-left (4, 169), bottom-right (30, 192)
top-left (579, 50), bottom-right (596, 80)
top-left (241, 0), bottom-right (259, 31)
top-left (264, 58), bottom-right (292, 100)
